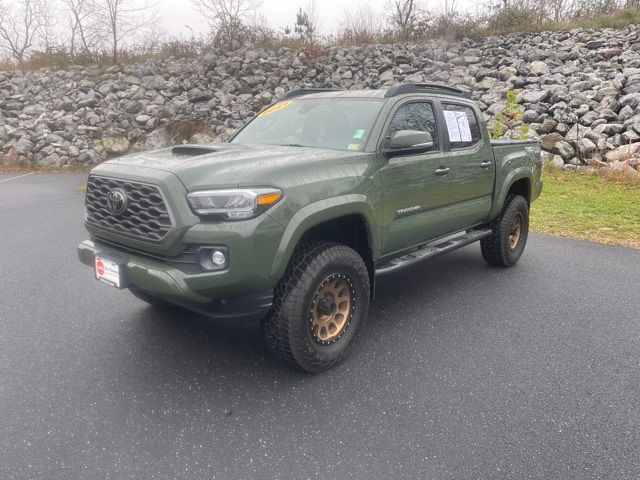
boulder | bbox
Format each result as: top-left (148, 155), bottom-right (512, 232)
top-left (575, 137), bottom-right (597, 158)
top-left (554, 141), bottom-right (576, 160)
top-left (102, 136), bottom-right (130, 154)
top-left (540, 132), bottom-right (565, 152)
top-left (604, 143), bottom-right (640, 162)
top-left (518, 90), bottom-right (549, 103)
top-left (530, 61), bottom-right (550, 76)
top-left (593, 123), bottom-right (624, 135)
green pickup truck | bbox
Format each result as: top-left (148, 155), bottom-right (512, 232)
top-left (78, 83), bottom-right (542, 371)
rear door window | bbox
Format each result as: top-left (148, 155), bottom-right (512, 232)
top-left (441, 103), bottom-right (481, 149)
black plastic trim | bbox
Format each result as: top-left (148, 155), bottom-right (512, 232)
top-left (147, 289), bottom-right (274, 322)
top-left (282, 88), bottom-right (343, 99)
top-left (384, 83), bottom-right (471, 99)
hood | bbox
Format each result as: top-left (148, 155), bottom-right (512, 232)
top-left (105, 143), bottom-right (362, 190)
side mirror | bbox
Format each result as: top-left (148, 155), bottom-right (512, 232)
top-left (385, 130), bottom-right (434, 155)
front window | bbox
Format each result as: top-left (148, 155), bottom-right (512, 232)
top-left (386, 101), bottom-right (440, 150)
top-left (231, 97), bottom-right (385, 152)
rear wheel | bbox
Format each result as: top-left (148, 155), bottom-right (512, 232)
top-left (263, 241), bottom-right (370, 372)
top-left (481, 195), bottom-right (529, 267)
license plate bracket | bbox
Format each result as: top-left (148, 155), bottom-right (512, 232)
top-left (95, 253), bottom-right (129, 288)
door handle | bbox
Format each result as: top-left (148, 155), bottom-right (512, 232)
top-left (480, 161), bottom-right (492, 169)
top-left (434, 167), bottom-right (450, 176)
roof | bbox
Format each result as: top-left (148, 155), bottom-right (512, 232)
top-left (282, 83), bottom-right (471, 100)
top-left (282, 89), bottom-right (387, 99)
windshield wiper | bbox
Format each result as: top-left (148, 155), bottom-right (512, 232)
top-left (281, 143), bottom-right (305, 147)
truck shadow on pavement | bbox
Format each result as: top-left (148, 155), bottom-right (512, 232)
top-left (117, 245), bottom-right (495, 387)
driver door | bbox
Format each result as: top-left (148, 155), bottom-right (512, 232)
top-left (379, 100), bottom-right (453, 256)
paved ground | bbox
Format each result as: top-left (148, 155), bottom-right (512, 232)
top-left (1, 172), bottom-right (639, 480)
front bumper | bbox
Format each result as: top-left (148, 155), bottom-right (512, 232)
top-left (78, 239), bottom-right (275, 321)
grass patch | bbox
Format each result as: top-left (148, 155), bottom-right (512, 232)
top-left (530, 168), bottom-right (640, 249)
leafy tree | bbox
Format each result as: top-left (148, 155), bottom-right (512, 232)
top-left (294, 1), bottom-right (318, 45)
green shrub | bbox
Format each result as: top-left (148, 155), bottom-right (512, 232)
top-left (491, 90), bottom-right (530, 140)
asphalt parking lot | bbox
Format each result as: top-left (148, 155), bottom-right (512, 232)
top-left (1, 172), bottom-right (639, 479)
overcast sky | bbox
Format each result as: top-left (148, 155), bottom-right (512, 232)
top-left (157, 0), bottom-right (476, 38)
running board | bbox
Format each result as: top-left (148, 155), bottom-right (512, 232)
top-left (375, 229), bottom-right (492, 275)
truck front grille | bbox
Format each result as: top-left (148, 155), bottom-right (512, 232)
top-left (85, 176), bottom-right (172, 242)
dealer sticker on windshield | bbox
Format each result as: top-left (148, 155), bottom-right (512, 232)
top-left (258, 100), bottom-right (294, 118)
top-left (95, 255), bottom-right (124, 288)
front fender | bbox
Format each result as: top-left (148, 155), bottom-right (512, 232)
top-left (269, 194), bottom-right (379, 279)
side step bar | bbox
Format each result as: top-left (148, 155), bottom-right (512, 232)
top-left (375, 229), bottom-right (492, 275)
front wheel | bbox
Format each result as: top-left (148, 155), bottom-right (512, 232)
top-left (263, 241), bottom-right (370, 372)
top-left (481, 194), bottom-right (530, 267)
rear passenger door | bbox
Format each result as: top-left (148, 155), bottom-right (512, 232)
top-left (441, 102), bottom-right (495, 229)
top-left (379, 99), bottom-right (453, 255)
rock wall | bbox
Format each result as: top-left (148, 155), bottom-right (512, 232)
top-left (1, 25), bottom-right (640, 174)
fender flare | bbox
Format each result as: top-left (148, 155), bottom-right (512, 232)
top-left (489, 168), bottom-right (532, 219)
top-left (269, 194), bottom-right (379, 279)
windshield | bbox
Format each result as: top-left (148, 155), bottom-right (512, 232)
top-left (231, 97), bottom-right (385, 152)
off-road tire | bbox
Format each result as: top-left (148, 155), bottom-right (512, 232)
top-left (481, 194), bottom-right (529, 267)
top-left (263, 241), bottom-right (370, 372)
top-left (130, 287), bottom-right (173, 308)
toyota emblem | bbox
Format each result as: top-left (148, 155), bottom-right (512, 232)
top-left (106, 188), bottom-right (128, 215)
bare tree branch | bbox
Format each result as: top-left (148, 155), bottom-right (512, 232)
top-left (191, 0), bottom-right (261, 50)
top-left (98, 0), bottom-right (158, 62)
top-left (63, 0), bottom-right (107, 59)
top-left (386, 0), bottom-right (419, 40)
top-left (0, 0), bottom-right (46, 63)
top-left (339, 4), bottom-right (385, 45)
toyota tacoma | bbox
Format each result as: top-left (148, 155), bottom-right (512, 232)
top-left (78, 83), bottom-right (542, 371)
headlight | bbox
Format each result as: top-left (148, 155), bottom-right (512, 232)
top-left (186, 187), bottom-right (282, 220)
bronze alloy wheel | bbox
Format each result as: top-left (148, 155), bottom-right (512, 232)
top-left (509, 212), bottom-right (523, 251)
top-left (310, 273), bottom-right (355, 345)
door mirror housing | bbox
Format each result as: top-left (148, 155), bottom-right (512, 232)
top-left (384, 130), bottom-right (435, 155)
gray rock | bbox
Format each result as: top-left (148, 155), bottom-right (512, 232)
top-left (548, 154), bottom-right (565, 168)
top-left (621, 130), bottom-right (640, 143)
top-left (540, 132), bottom-right (565, 152)
top-left (575, 137), bottom-right (597, 158)
top-left (537, 118), bottom-right (557, 134)
top-left (46, 134), bottom-right (64, 144)
top-left (379, 69), bottom-right (394, 82)
top-left (593, 123), bottom-right (624, 135)
top-left (620, 93), bottom-right (640, 109)
top-left (1, 26), bottom-right (639, 168)
top-left (609, 160), bottom-right (638, 176)
top-left (554, 141), bottom-right (576, 160)
top-left (604, 143), bottom-right (640, 162)
top-left (530, 61), bottom-right (550, 76)
top-left (102, 136), bottom-right (130, 154)
top-left (518, 90), bottom-right (549, 103)
top-left (68, 146), bottom-right (80, 158)
top-left (124, 101), bottom-right (143, 114)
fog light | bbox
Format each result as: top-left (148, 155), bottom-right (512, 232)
top-left (211, 250), bottom-right (226, 267)
top-left (196, 246), bottom-right (229, 271)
